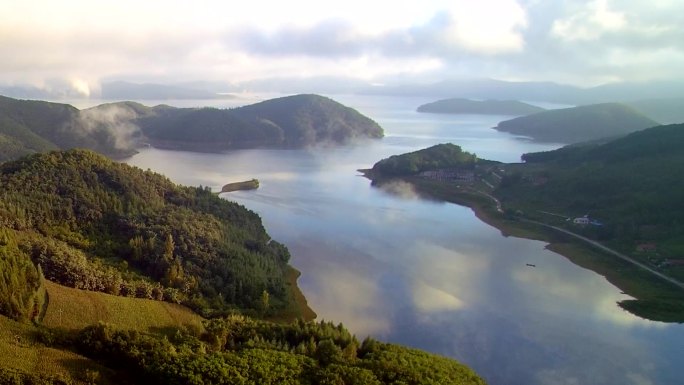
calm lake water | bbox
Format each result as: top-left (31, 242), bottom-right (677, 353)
top-left (121, 95), bottom-right (684, 385)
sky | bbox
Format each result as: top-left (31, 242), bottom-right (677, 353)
top-left (1, 0), bottom-right (683, 94)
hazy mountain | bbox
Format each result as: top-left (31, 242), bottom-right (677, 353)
top-left (0, 95), bottom-right (138, 162)
top-left (627, 98), bottom-right (684, 124)
top-left (417, 98), bottom-right (546, 115)
top-left (0, 94), bottom-right (382, 162)
top-left (237, 76), bottom-right (374, 94)
top-left (361, 78), bottom-right (586, 103)
top-left (359, 78), bottom-right (684, 105)
top-left (493, 103), bottom-right (659, 143)
top-left (100, 81), bottom-right (230, 100)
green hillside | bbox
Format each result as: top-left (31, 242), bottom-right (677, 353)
top-left (135, 94), bottom-right (384, 149)
top-left (417, 98), bottom-right (545, 115)
top-left (42, 281), bottom-right (204, 333)
top-left (370, 143), bottom-right (485, 177)
top-left (493, 102), bottom-right (659, 143)
top-left (0, 95), bottom-right (137, 162)
top-left (503, 123), bottom-right (684, 244)
top-left (0, 149), bottom-right (298, 319)
top-left (0, 94), bottom-right (383, 163)
top-left (496, 124), bottom-right (684, 320)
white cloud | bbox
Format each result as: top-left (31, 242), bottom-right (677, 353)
top-left (552, 0), bottom-right (626, 41)
top-left (0, 0), bottom-right (683, 88)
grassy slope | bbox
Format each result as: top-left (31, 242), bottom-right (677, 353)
top-left (0, 280), bottom-right (205, 384)
top-left (0, 316), bottom-right (115, 384)
top-left (42, 281), bottom-right (204, 333)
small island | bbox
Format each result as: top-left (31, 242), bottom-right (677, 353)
top-left (417, 97), bottom-right (546, 115)
top-left (365, 125), bottom-right (684, 323)
top-left (220, 178), bottom-right (260, 192)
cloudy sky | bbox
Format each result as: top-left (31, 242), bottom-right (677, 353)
top-left (1, 0), bottom-right (683, 94)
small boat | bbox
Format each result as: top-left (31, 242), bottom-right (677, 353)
top-left (526, 263), bottom-right (536, 267)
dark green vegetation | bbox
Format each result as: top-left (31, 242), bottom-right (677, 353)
top-left (493, 102), bottom-right (659, 143)
top-left (0, 149), bottom-right (484, 383)
top-left (0, 229), bottom-right (46, 322)
top-left (221, 179), bottom-right (260, 193)
top-left (368, 126), bottom-right (684, 322)
top-left (369, 143), bottom-right (488, 177)
top-left (0, 149), bottom-right (297, 318)
top-left (0, 95), bottom-right (137, 162)
top-left (0, 94), bottom-right (383, 163)
top-left (502, 123), bottom-right (684, 278)
top-left (130, 94), bottom-right (383, 150)
top-left (73, 317), bottom-right (484, 385)
top-left (1, 313), bottom-right (485, 385)
top-left (417, 98), bottom-right (545, 115)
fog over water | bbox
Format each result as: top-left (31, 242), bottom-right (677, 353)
top-left (124, 95), bottom-right (684, 385)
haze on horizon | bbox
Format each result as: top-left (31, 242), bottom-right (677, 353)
top-left (1, 0), bottom-right (683, 97)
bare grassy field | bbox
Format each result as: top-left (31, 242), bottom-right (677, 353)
top-left (0, 316), bottom-right (114, 384)
top-left (42, 281), bottom-right (204, 334)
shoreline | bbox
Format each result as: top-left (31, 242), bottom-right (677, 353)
top-left (372, 175), bottom-right (684, 323)
top-left (267, 266), bottom-right (317, 323)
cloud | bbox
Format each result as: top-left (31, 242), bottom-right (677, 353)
top-left (0, 0), bottom-right (683, 89)
top-left (238, 3), bottom-right (527, 59)
top-left (552, 0), bottom-right (626, 41)
top-left (77, 104), bottom-right (141, 150)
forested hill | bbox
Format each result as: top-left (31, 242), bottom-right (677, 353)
top-left (133, 94), bottom-right (384, 149)
top-left (417, 98), bottom-right (546, 115)
top-left (493, 102), bottom-right (659, 143)
top-left (0, 95), bottom-right (137, 162)
top-left (370, 143), bottom-right (491, 177)
top-left (500, 123), bottom-right (684, 253)
top-left (0, 94), bottom-right (383, 163)
top-left (0, 149), bottom-right (296, 318)
top-left (0, 149), bottom-right (487, 385)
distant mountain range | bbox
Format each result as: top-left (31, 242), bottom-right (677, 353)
top-left (417, 98), bottom-right (546, 115)
top-left (100, 81), bottom-right (233, 100)
top-left (0, 94), bottom-right (383, 162)
top-left (493, 103), bottom-right (659, 144)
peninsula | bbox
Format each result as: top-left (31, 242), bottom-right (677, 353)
top-left (365, 124), bottom-right (684, 323)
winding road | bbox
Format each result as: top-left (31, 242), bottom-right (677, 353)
top-left (522, 218), bottom-right (684, 290)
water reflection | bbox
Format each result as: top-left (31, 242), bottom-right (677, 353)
top-left (125, 95), bottom-right (684, 385)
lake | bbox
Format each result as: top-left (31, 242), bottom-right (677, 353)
top-left (123, 95), bottom-right (684, 385)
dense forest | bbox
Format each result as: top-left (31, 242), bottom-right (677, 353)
top-left (493, 103), bottom-right (659, 143)
top-left (0, 95), bottom-right (137, 162)
top-left (417, 98), bottom-right (545, 115)
top-left (71, 317), bottom-right (485, 385)
top-left (500, 123), bottom-right (684, 249)
top-left (0, 94), bottom-right (384, 163)
top-left (133, 94), bottom-right (384, 149)
top-left (0, 149), bottom-right (294, 318)
top-left (370, 143), bottom-right (487, 177)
